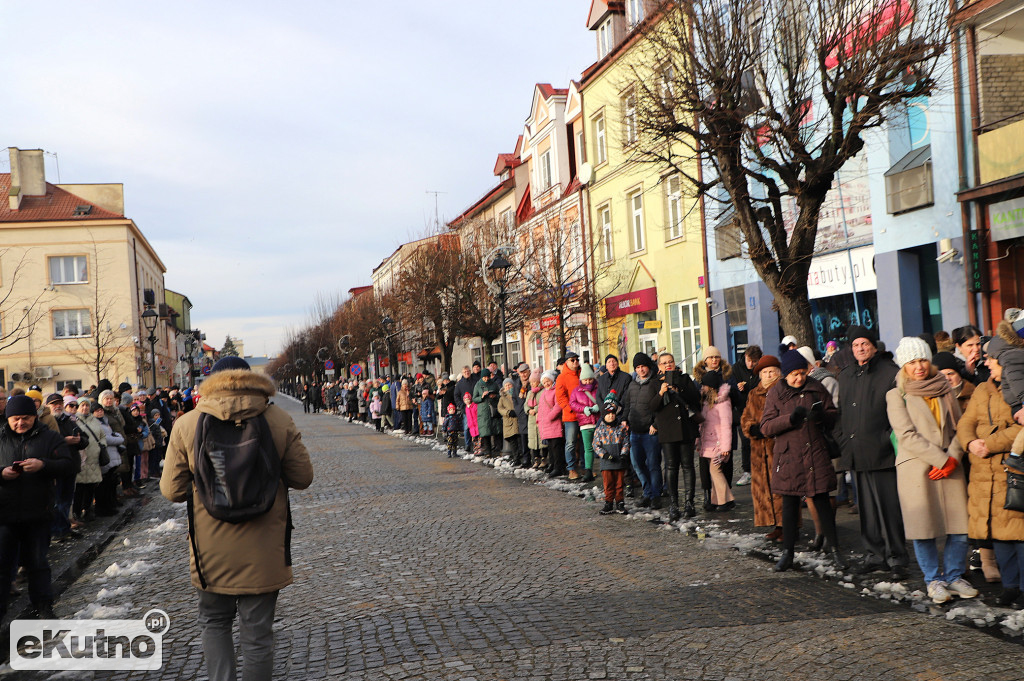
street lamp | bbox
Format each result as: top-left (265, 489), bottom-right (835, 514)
top-left (381, 316), bottom-right (395, 376)
top-left (489, 253), bottom-right (512, 372)
top-left (338, 335), bottom-right (352, 378)
top-left (141, 307), bottom-right (159, 390)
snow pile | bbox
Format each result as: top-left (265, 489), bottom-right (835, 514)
top-left (103, 560), bottom-right (152, 578)
top-left (148, 519), bottom-right (180, 533)
top-left (96, 586), bottom-right (133, 600)
top-left (1000, 608), bottom-right (1024, 633)
top-left (945, 602), bottom-right (999, 628)
top-left (74, 603), bottom-right (130, 619)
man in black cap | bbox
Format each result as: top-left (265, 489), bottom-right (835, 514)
top-left (598, 354), bottom-right (632, 403)
top-left (835, 324), bottom-right (906, 578)
top-left (622, 352), bottom-right (661, 507)
top-left (0, 395), bottom-right (77, 619)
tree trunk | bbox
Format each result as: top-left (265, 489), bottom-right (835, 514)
top-left (771, 286), bottom-right (815, 348)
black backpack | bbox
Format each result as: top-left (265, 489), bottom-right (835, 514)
top-left (191, 412), bottom-right (281, 523)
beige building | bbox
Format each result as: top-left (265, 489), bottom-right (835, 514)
top-left (0, 147), bottom-right (175, 392)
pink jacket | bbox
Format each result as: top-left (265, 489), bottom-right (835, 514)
top-left (569, 383), bottom-right (600, 428)
top-left (465, 402), bottom-right (480, 438)
top-left (537, 387), bottom-right (563, 441)
top-left (699, 384), bottom-right (733, 458)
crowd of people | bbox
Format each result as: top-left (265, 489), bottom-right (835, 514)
top-left (0, 379), bottom-right (193, 620)
top-left (288, 315), bottom-right (1024, 609)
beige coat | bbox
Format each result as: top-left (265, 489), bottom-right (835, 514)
top-left (956, 380), bottom-right (1024, 541)
top-left (886, 386), bottom-right (967, 539)
top-left (161, 369), bottom-right (314, 595)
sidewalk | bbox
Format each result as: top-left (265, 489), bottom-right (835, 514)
top-left (307, 402), bottom-right (1024, 643)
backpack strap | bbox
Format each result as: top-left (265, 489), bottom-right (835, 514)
top-left (186, 493), bottom-right (208, 590)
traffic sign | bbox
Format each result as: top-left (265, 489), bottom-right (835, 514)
top-left (350, 364), bottom-right (362, 375)
top-left (324, 360), bottom-right (335, 370)
top-left (325, 369), bottom-right (336, 377)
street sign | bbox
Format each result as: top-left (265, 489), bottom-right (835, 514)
top-left (324, 360), bottom-right (334, 370)
top-left (201, 366), bottom-right (211, 376)
top-left (325, 369), bottom-right (336, 377)
top-left (350, 364), bottom-right (362, 375)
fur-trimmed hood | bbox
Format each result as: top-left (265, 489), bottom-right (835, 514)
top-left (197, 369), bottom-right (276, 422)
top-left (996, 320), bottom-right (1024, 351)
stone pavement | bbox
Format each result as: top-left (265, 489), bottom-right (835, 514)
top-left (8, 396), bottom-right (1024, 680)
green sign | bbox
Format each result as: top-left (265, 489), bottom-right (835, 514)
top-left (968, 230), bottom-right (986, 293)
top-left (990, 196), bottom-right (1024, 242)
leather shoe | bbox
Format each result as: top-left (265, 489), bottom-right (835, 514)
top-left (890, 565), bottom-right (910, 581)
top-left (829, 549), bottom-right (848, 571)
top-left (683, 502), bottom-right (696, 519)
top-left (997, 587), bottom-right (1022, 606)
top-left (852, 561), bottom-right (886, 575)
top-left (808, 534), bottom-right (824, 551)
top-left (773, 550), bottom-right (795, 572)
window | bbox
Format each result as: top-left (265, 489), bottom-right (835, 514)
top-left (576, 130), bottom-right (586, 165)
top-left (716, 218), bottom-right (743, 259)
top-left (598, 19), bottom-right (612, 58)
top-left (594, 115), bottom-right (607, 165)
top-left (53, 309), bottom-right (91, 339)
top-left (629, 190), bottom-right (645, 252)
top-left (540, 150), bottom-right (553, 190)
top-left (668, 300), bottom-right (702, 374)
top-left (627, 0), bottom-right (645, 27)
top-left (623, 91), bottom-right (637, 146)
top-left (724, 286), bottom-right (748, 327)
top-left (499, 208), bottom-right (514, 233)
top-left (600, 205), bottom-right (613, 262)
top-left (660, 64), bottom-right (677, 104)
top-left (57, 380), bottom-right (82, 392)
top-left (666, 174), bottom-right (684, 240)
top-left (49, 255), bottom-right (88, 285)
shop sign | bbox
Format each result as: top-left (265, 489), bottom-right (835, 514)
top-left (806, 245), bottom-right (877, 300)
top-left (540, 315), bottom-right (560, 330)
top-left (990, 196), bottom-right (1024, 242)
top-left (603, 287), bottom-right (658, 318)
top-left (637, 320), bottom-right (662, 329)
top-left (490, 331), bottom-right (521, 344)
top-left (968, 230), bottom-right (987, 293)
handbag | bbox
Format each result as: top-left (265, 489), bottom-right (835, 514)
top-left (98, 447), bottom-right (111, 468)
top-left (1004, 455), bottom-right (1024, 513)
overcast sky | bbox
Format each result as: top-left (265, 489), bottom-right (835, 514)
top-left (0, 1), bottom-right (597, 356)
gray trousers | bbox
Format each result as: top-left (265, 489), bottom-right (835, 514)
top-left (198, 590), bottom-right (279, 681)
top-left (854, 468), bottom-right (909, 568)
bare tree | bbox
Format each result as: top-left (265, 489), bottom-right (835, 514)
top-left (627, 0), bottom-right (947, 342)
top-left (0, 249), bottom-right (54, 353)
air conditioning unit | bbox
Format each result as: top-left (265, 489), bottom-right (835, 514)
top-left (885, 161), bottom-right (934, 215)
top-left (31, 366), bottom-right (54, 380)
top-left (12, 370), bottom-right (33, 383)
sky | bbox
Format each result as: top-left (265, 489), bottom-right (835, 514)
top-left (0, 1), bottom-right (598, 356)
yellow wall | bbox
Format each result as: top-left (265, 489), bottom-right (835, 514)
top-left (0, 220), bottom-right (173, 392)
top-left (581, 27), bottom-right (708, 373)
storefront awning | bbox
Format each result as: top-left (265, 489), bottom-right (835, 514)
top-left (603, 287), bottom-right (658, 318)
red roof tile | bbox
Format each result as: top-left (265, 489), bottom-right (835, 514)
top-left (536, 83), bottom-right (569, 99)
top-left (0, 174), bottom-right (124, 223)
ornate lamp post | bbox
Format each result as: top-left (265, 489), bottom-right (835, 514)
top-left (488, 253), bottom-right (512, 372)
top-left (141, 307), bottom-right (159, 390)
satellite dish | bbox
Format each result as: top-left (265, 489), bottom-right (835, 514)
top-left (578, 162), bottom-right (594, 185)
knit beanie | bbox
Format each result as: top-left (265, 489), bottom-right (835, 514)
top-left (603, 389), bottom-right (621, 406)
top-left (754, 355), bottom-right (781, 374)
top-left (894, 336), bottom-right (932, 368)
top-left (796, 346), bottom-right (816, 368)
top-left (579, 363), bottom-right (596, 381)
top-left (780, 349), bottom-right (809, 376)
top-left (529, 369), bottom-right (541, 383)
top-left (5, 395), bottom-right (37, 418)
top-left (846, 324), bottom-right (876, 347)
top-left (541, 370), bottom-right (557, 384)
top-left (604, 354), bottom-right (619, 365)
top-left (211, 356), bottom-right (250, 373)
top-left (702, 346), bottom-right (722, 361)
top-left (632, 352), bottom-right (654, 370)
top-left (931, 351), bottom-right (959, 373)
top-left (63, 395), bottom-right (78, 407)
top-left (25, 390), bottom-right (43, 403)
top-left (503, 378), bottom-right (514, 389)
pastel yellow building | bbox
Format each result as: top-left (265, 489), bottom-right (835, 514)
top-left (581, 0), bottom-right (709, 372)
top-left (0, 147), bottom-right (175, 392)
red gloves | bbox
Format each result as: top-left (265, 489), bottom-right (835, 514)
top-left (928, 457), bottom-right (958, 480)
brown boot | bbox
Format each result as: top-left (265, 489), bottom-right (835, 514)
top-left (981, 548), bottom-right (1001, 583)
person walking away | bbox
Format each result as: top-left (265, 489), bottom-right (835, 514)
top-left (649, 352), bottom-right (702, 521)
top-left (0, 395), bottom-right (77, 620)
top-left (760, 350), bottom-right (846, 572)
top-left (698, 372), bottom-right (734, 510)
top-left (555, 353), bottom-right (583, 478)
top-left (741, 355), bottom-right (785, 540)
top-left (887, 337), bottom-right (977, 604)
top-left (569, 363), bottom-right (601, 482)
top-left (442, 404), bottom-right (460, 458)
top-left (594, 393), bottom-right (630, 515)
top-left (161, 357), bottom-right (313, 681)
top-left (835, 324), bottom-right (908, 579)
top-left (622, 353), bottom-right (660, 509)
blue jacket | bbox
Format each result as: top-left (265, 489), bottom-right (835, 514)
top-left (420, 397), bottom-right (435, 423)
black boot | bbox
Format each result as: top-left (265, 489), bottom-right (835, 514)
top-left (702, 489), bottom-right (714, 512)
top-left (773, 550), bottom-right (795, 572)
top-left (808, 534), bottom-right (825, 551)
top-left (683, 502), bottom-right (696, 519)
top-left (829, 549), bottom-right (848, 571)
top-left (682, 463), bottom-right (697, 510)
top-left (668, 504), bottom-right (681, 522)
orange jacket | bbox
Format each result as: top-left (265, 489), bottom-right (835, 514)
top-left (555, 367), bottom-right (580, 422)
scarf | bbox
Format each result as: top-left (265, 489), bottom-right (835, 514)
top-left (903, 373), bottom-right (960, 446)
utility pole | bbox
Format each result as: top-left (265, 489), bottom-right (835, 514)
top-left (426, 190), bottom-right (446, 229)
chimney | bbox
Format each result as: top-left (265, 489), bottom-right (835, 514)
top-left (8, 147), bottom-right (46, 210)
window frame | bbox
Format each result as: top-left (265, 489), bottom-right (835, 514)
top-left (668, 300), bottom-right (702, 374)
top-left (48, 254), bottom-right (89, 285)
top-left (52, 308), bottom-right (92, 340)
top-left (628, 189), bottom-right (646, 253)
top-left (627, 0), bottom-right (645, 27)
top-left (623, 90), bottom-right (638, 147)
top-left (540, 150), bottom-right (553, 190)
top-left (593, 113), bottom-right (607, 166)
top-left (598, 19), bottom-right (612, 58)
top-left (665, 174), bottom-right (684, 241)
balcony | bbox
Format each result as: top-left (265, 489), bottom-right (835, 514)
top-left (978, 116), bottom-right (1024, 185)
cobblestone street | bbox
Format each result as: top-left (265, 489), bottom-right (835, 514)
top-left (14, 396), bottom-right (1024, 680)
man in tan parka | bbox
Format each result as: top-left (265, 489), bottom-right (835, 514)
top-left (161, 356), bottom-right (313, 681)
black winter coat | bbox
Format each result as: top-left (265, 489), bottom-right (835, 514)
top-left (760, 377), bottom-right (838, 497)
top-left (53, 414), bottom-right (84, 477)
top-left (454, 375), bottom-right (480, 414)
top-left (0, 421), bottom-right (77, 523)
top-left (647, 371), bottom-right (702, 444)
top-left (622, 376), bottom-right (659, 432)
top-left (597, 369), bottom-right (633, 403)
top-left (835, 352), bottom-right (900, 471)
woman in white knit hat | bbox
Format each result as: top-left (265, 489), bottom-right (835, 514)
top-left (887, 336), bottom-right (975, 604)
top-left (694, 346), bottom-right (734, 511)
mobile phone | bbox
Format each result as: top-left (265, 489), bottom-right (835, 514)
top-left (11, 461), bottom-right (24, 473)
top-left (811, 401), bottom-right (823, 410)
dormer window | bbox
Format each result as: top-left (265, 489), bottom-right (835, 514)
top-left (501, 169), bottom-right (511, 181)
top-left (597, 19), bottom-right (612, 58)
top-left (627, 0), bottom-right (645, 27)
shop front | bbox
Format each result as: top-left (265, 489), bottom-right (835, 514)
top-left (602, 287), bottom-right (659, 368)
top-left (807, 245), bottom-right (879, 354)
